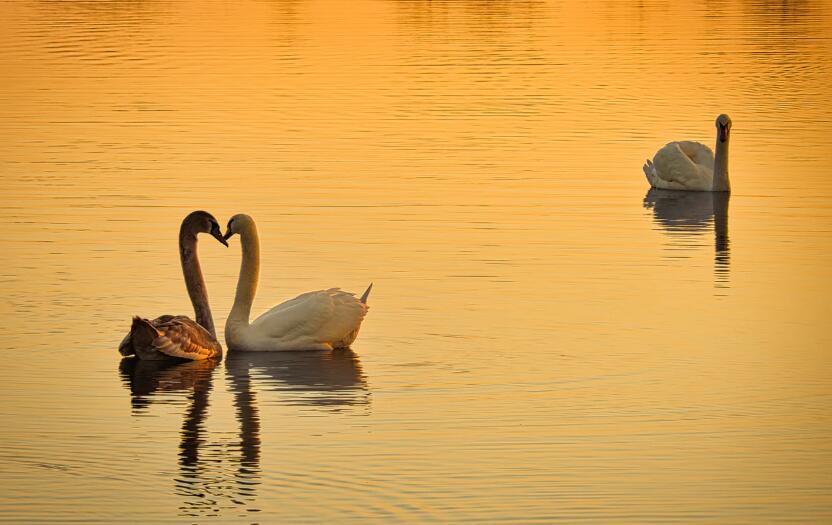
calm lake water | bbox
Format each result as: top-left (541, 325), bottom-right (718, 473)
top-left (2, 1), bottom-right (832, 523)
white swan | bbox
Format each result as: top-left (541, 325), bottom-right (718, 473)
top-left (643, 114), bottom-right (732, 192)
top-left (119, 211), bottom-right (226, 361)
top-left (222, 214), bottom-right (371, 352)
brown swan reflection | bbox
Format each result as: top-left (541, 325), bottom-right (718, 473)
top-left (119, 357), bottom-right (218, 413)
top-left (118, 349), bottom-right (369, 518)
top-left (119, 357), bottom-right (230, 517)
top-left (643, 188), bottom-right (730, 286)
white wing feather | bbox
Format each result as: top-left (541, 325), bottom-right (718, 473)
top-left (248, 288), bottom-right (368, 350)
top-left (649, 141), bottom-right (714, 191)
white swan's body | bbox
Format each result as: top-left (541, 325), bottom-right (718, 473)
top-left (643, 114), bottom-right (732, 192)
top-left (223, 214), bottom-right (371, 352)
top-left (230, 287), bottom-right (370, 352)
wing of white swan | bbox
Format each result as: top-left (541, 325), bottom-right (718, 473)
top-left (248, 288), bottom-right (369, 350)
top-left (644, 141), bottom-right (714, 191)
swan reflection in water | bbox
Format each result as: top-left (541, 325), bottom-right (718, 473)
top-left (226, 349), bottom-right (370, 410)
top-left (119, 357), bottom-right (217, 414)
top-left (643, 188), bottom-right (730, 287)
top-left (119, 349), bottom-right (369, 518)
top-left (119, 357), bottom-right (227, 517)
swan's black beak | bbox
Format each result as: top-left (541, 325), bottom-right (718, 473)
top-left (222, 228), bottom-right (234, 242)
top-left (211, 228), bottom-right (228, 247)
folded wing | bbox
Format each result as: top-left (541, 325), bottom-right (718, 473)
top-left (122, 315), bottom-right (222, 360)
top-left (251, 288), bottom-right (368, 349)
top-left (651, 141), bottom-right (714, 191)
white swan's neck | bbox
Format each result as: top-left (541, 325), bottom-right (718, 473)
top-left (712, 134), bottom-right (730, 192)
top-left (227, 221), bottom-right (260, 335)
top-left (179, 228), bottom-right (216, 337)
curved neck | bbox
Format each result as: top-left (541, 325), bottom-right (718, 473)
top-left (713, 134), bottom-right (731, 192)
top-left (228, 221), bottom-right (260, 329)
top-left (179, 228), bottom-right (216, 337)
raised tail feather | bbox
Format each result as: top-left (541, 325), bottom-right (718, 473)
top-left (643, 158), bottom-right (657, 187)
top-left (118, 332), bottom-right (134, 356)
top-left (130, 316), bottom-right (162, 350)
top-left (360, 283), bottom-right (373, 304)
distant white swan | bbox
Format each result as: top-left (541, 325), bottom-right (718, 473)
top-left (119, 211), bottom-right (226, 360)
top-left (643, 114), bottom-right (732, 192)
top-left (223, 214), bottom-right (371, 352)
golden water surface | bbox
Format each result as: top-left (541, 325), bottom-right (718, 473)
top-left (1, 1), bottom-right (832, 523)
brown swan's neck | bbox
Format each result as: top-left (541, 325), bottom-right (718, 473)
top-left (179, 222), bottom-right (216, 337)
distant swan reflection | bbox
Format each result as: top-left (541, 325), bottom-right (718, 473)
top-left (643, 188), bottom-right (730, 286)
top-left (118, 349), bottom-right (369, 518)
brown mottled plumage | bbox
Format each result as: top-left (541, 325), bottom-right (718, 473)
top-left (119, 211), bottom-right (226, 361)
top-left (119, 316), bottom-right (222, 360)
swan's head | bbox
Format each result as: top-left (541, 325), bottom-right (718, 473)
top-left (223, 213), bottom-right (255, 242)
top-left (184, 210), bottom-right (227, 247)
top-left (716, 114), bottom-right (732, 143)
